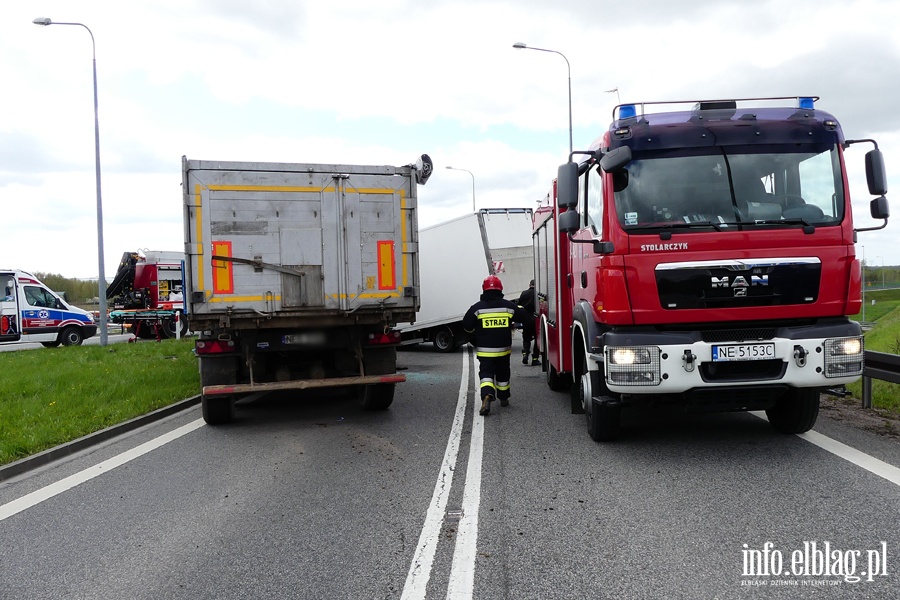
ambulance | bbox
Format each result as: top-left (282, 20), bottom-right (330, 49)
top-left (0, 270), bottom-right (98, 347)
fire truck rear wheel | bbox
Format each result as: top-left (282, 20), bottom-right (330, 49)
top-left (766, 388), bottom-right (820, 434)
top-left (587, 397), bottom-right (620, 442)
top-left (546, 363), bottom-right (568, 392)
top-left (360, 383), bottom-right (395, 410)
top-left (60, 327), bottom-right (84, 346)
top-left (202, 395), bottom-right (235, 425)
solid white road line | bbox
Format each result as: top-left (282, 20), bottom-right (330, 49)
top-left (0, 418), bottom-right (206, 522)
top-left (798, 430), bottom-right (900, 486)
top-left (751, 411), bottom-right (900, 487)
top-left (446, 352), bottom-right (484, 600)
top-left (401, 348), bottom-right (471, 600)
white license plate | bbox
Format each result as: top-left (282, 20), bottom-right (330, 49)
top-left (711, 343), bottom-right (776, 362)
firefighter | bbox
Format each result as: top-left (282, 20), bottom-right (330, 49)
top-left (517, 279), bottom-right (540, 366)
top-left (463, 275), bottom-right (529, 416)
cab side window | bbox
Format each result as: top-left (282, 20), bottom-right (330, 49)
top-left (24, 286), bottom-right (56, 308)
top-left (586, 165), bottom-right (604, 236)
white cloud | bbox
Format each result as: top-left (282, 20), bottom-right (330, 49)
top-left (1, 0), bottom-right (899, 281)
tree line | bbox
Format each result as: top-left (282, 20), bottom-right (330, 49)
top-left (34, 273), bottom-right (103, 304)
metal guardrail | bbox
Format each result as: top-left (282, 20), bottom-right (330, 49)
top-left (862, 350), bottom-right (900, 409)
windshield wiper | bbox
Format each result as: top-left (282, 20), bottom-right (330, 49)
top-left (629, 220), bottom-right (724, 232)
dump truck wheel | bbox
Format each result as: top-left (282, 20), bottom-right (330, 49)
top-left (360, 383), bottom-right (394, 410)
top-left (202, 395), bottom-right (235, 425)
top-left (766, 388), bottom-right (820, 434)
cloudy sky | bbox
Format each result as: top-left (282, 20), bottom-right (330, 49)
top-left (2, 0), bottom-right (899, 280)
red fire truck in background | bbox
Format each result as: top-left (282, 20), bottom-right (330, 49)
top-left (533, 96), bottom-right (889, 441)
top-left (107, 250), bottom-right (189, 339)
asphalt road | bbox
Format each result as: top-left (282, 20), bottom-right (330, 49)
top-left (1, 344), bottom-right (899, 599)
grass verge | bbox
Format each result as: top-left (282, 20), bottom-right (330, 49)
top-left (847, 301), bottom-right (900, 415)
top-left (0, 338), bottom-right (198, 466)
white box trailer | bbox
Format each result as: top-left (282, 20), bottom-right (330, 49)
top-left (398, 208), bottom-right (534, 351)
top-left (183, 155), bottom-right (432, 424)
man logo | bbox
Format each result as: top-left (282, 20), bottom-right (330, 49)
top-left (710, 275), bottom-right (769, 289)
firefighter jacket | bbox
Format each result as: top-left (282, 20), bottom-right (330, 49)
top-left (462, 289), bottom-right (529, 358)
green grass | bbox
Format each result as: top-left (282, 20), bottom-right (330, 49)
top-left (846, 301), bottom-right (900, 415)
top-left (0, 338), bottom-right (199, 466)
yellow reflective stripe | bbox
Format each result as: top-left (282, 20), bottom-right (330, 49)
top-left (496, 383), bottom-right (511, 391)
top-left (476, 311), bottom-right (513, 320)
top-left (476, 350), bottom-right (511, 358)
top-left (475, 307), bottom-right (515, 316)
top-left (479, 381), bottom-right (496, 388)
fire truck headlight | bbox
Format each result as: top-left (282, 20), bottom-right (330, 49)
top-left (828, 337), bottom-right (862, 356)
top-left (605, 346), bottom-right (661, 386)
top-left (824, 336), bottom-right (864, 378)
top-left (609, 347), bottom-right (652, 365)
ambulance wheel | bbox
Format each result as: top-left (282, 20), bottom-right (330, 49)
top-left (41, 341), bottom-right (61, 348)
top-left (587, 397), bottom-right (620, 442)
top-left (766, 388), bottom-right (820, 434)
top-left (432, 327), bottom-right (455, 352)
top-left (360, 383), bottom-right (395, 410)
top-left (60, 327), bottom-right (84, 346)
top-left (202, 395), bottom-right (235, 425)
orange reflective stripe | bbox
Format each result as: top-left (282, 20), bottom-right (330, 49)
top-left (212, 241), bottom-right (234, 294)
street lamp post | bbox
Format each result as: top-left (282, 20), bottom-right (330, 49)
top-left (512, 42), bottom-right (572, 155)
top-left (33, 17), bottom-right (107, 346)
top-left (446, 166), bottom-right (476, 213)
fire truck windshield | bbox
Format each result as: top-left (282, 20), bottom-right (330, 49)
top-left (613, 143), bottom-right (844, 230)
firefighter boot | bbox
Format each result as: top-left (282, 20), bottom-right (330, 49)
top-left (522, 353), bottom-right (528, 365)
top-left (480, 395), bottom-right (492, 416)
top-left (531, 356), bottom-right (540, 366)
top-left (500, 396), bottom-right (509, 407)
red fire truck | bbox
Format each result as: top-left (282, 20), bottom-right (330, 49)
top-left (533, 96), bottom-right (889, 441)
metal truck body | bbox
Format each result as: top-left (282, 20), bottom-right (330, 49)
top-left (398, 208), bottom-right (534, 351)
top-left (535, 96), bottom-right (889, 440)
top-left (0, 269), bottom-right (97, 347)
top-left (182, 155), bottom-right (431, 424)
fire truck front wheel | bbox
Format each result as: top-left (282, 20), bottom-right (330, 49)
top-left (587, 397), bottom-right (621, 442)
top-left (766, 388), bottom-right (820, 434)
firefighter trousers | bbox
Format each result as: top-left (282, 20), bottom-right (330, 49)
top-left (477, 354), bottom-right (511, 402)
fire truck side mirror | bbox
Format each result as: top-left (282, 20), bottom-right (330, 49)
top-left (557, 162), bottom-right (579, 209)
top-left (865, 149), bottom-right (887, 196)
top-left (558, 209), bottom-right (580, 233)
top-left (870, 196), bottom-right (889, 220)
top-left (600, 145), bottom-right (632, 173)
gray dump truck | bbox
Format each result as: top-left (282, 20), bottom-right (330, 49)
top-left (182, 155), bottom-right (432, 424)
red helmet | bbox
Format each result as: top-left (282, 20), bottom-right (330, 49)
top-left (482, 275), bottom-right (503, 292)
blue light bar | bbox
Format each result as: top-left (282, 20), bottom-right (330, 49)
top-left (798, 97), bottom-right (815, 109)
top-left (619, 104), bottom-right (637, 119)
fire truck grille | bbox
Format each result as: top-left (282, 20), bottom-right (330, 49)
top-left (656, 260), bottom-right (821, 309)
